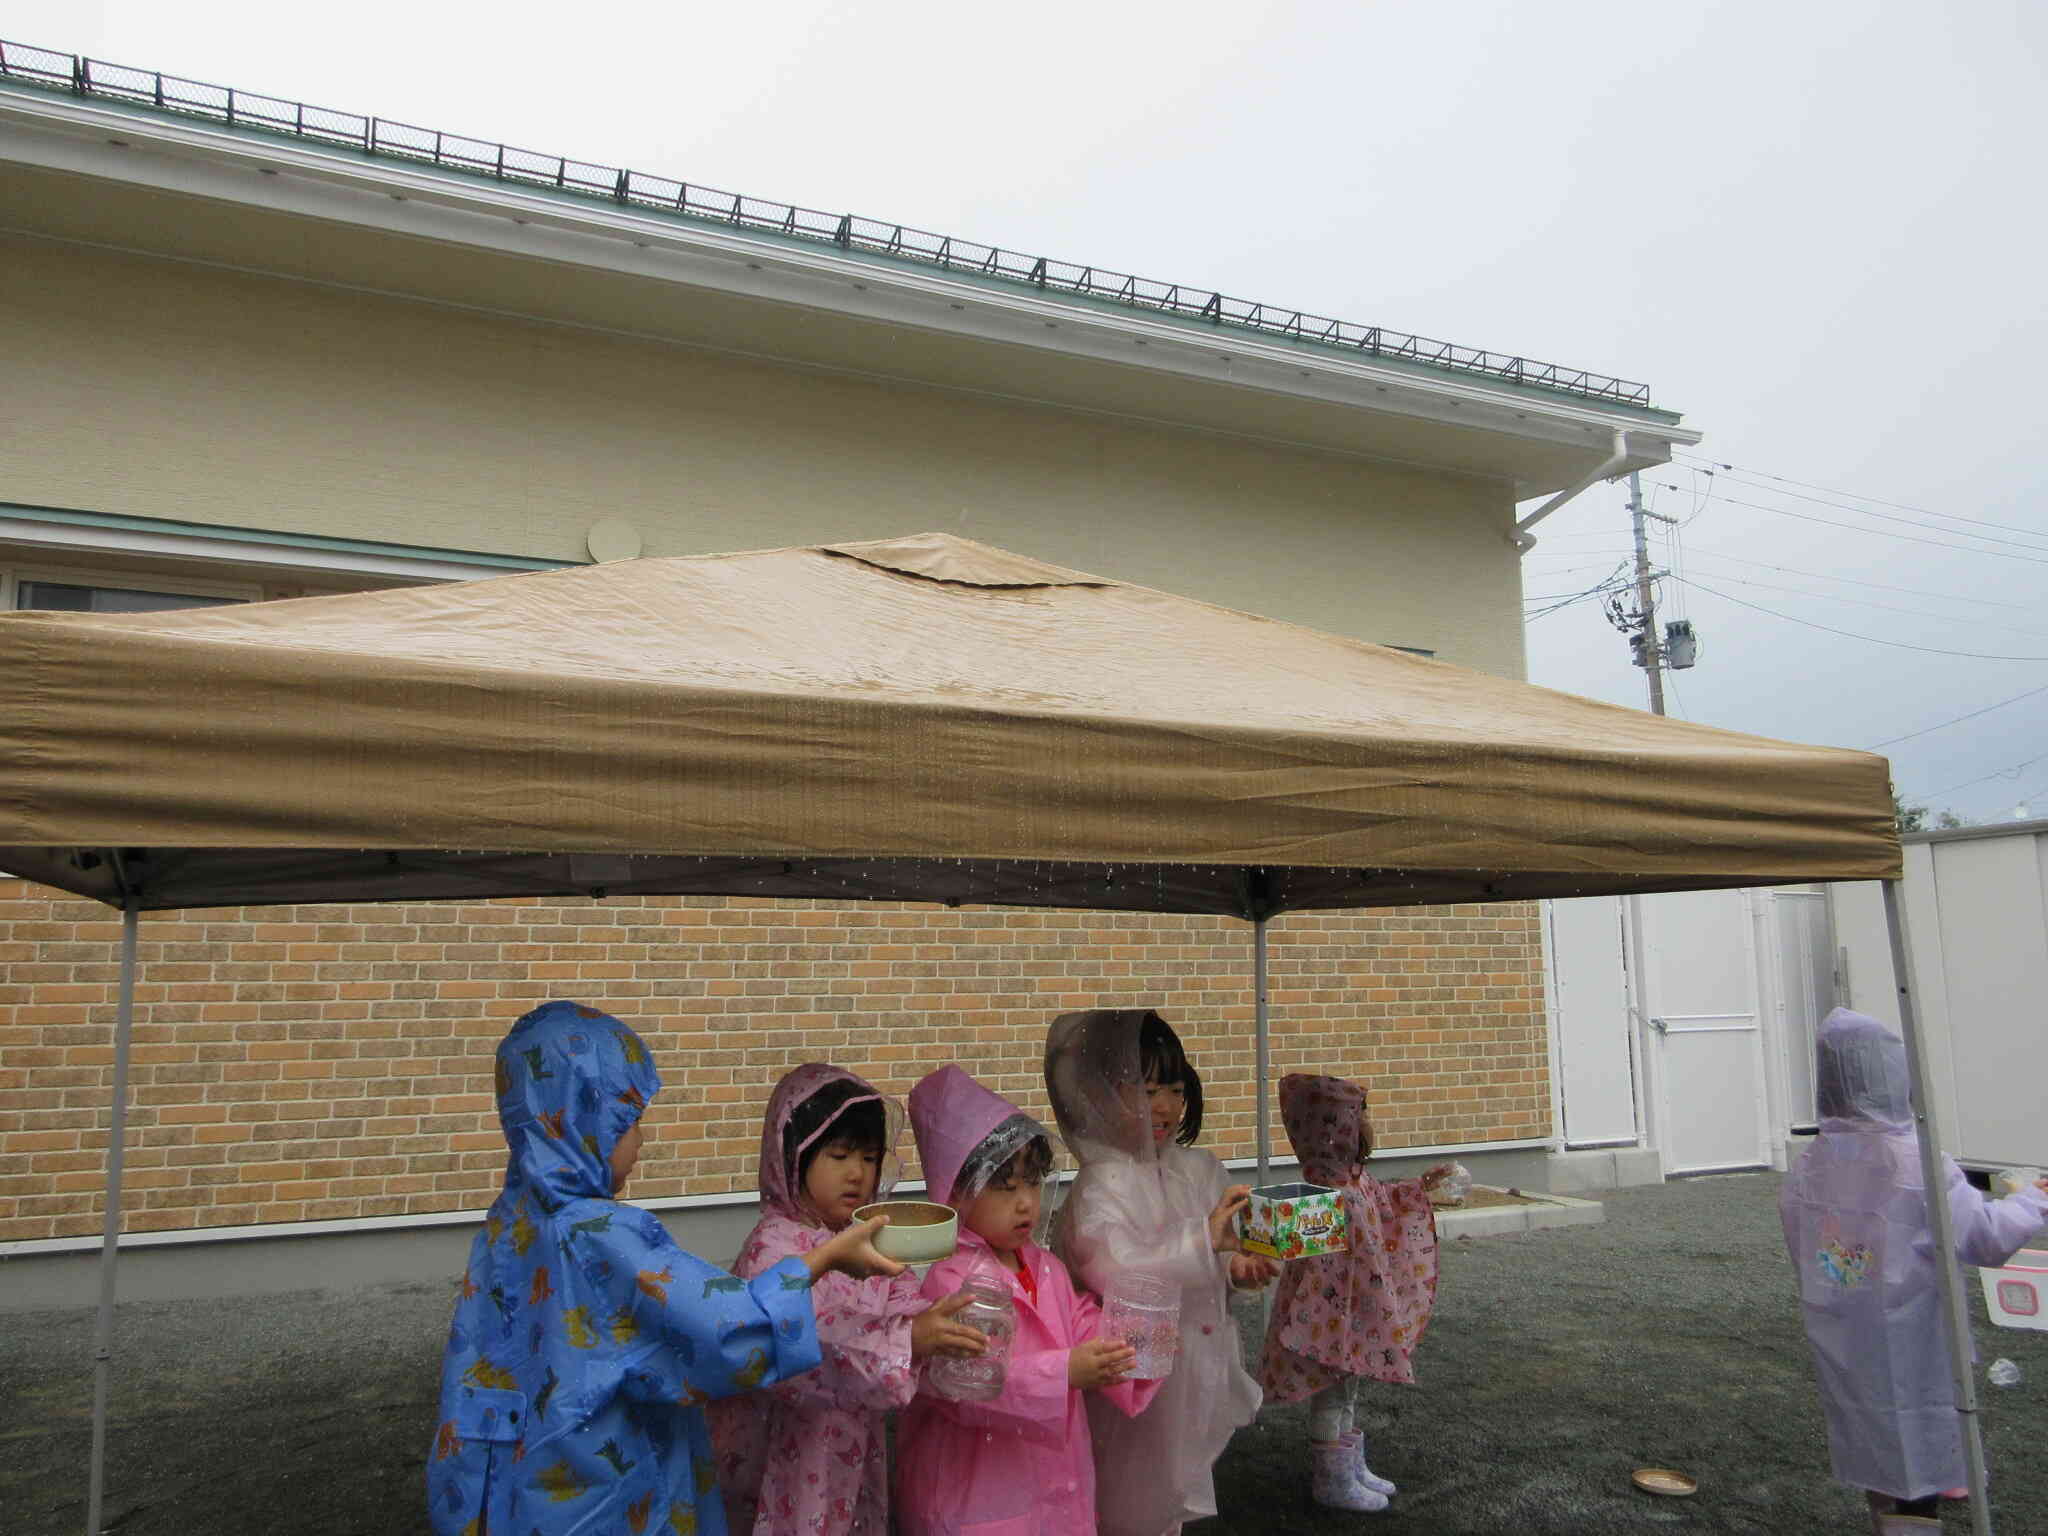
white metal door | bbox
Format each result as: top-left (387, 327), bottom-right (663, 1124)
top-left (1546, 896), bottom-right (1641, 1147)
top-left (1643, 888), bottom-right (1772, 1174)
top-left (1770, 888), bottom-right (1835, 1131)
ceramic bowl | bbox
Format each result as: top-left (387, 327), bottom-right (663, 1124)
top-left (853, 1200), bottom-right (958, 1264)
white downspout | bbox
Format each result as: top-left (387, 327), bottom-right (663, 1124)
top-left (1512, 429), bottom-right (1633, 552)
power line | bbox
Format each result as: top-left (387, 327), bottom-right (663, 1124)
top-left (1651, 484), bottom-right (2048, 567)
top-left (1868, 682), bottom-right (2048, 749)
top-left (1526, 583), bottom-right (1631, 623)
top-left (1666, 548), bottom-right (2039, 611)
top-left (1913, 750), bottom-right (2048, 805)
top-left (1680, 569), bottom-right (2048, 641)
top-left (1676, 453), bottom-right (2048, 544)
top-left (1671, 575), bottom-right (2048, 661)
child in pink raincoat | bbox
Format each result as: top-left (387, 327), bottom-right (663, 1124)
top-left (895, 1064), bottom-right (1160, 1536)
top-left (1046, 1010), bottom-right (1267, 1536)
top-left (1257, 1072), bottom-right (1452, 1514)
top-left (712, 1064), bottom-right (986, 1536)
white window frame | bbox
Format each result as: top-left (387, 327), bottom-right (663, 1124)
top-left (4, 561), bottom-right (265, 612)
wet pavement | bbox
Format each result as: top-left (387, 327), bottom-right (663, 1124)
top-left (4, 1172), bottom-right (2045, 1535)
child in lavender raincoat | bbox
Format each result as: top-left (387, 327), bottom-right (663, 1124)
top-left (1780, 1009), bottom-right (2048, 1535)
top-left (712, 1065), bottom-right (984, 1536)
top-left (1257, 1072), bottom-right (1453, 1514)
top-left (894, 1065), bottom-right (1159, 1536)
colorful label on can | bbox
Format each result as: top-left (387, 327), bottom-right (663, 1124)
top-left (1238, 1181), bottom-right (1349, 1260)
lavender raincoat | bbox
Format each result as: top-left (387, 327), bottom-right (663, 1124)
top-left (712, 1065), bottom-right (926, 1536)
top-left (429, 1001), bottom-right (823, 1536)
top-left (895, 1065), bottom-right (1158, 1536)
top-left (1045, 1012), bottom-right (1261, 1536)
top-left (1779, 1008), bottom-right (2048, 1499)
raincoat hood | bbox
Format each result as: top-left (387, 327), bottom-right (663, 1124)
top-left (1043, 1009), bottom-right (1162, 1167)
top-left (494, 999), bottom-right (659, 1212)
top-left (757, 1063), bottom-right (904, 1224)
top-left (1814, 1008), bottom-right (1914, 1131)
top-left (907, 1065), bottom-right (1046, 1209)
top-left (1279, 1073), bottom-right (1368, 1183)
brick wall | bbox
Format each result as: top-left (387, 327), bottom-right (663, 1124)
top-left (0, 878), bottom-right (1548, 1242)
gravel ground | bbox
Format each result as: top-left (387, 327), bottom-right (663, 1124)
top-left (4, 1172), bottom-right (2046, 1535)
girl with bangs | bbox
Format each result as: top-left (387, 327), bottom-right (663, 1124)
top-left (713, 1064), bottom-right (984, 1536)
top-left (1045, 1010), bottom-right (1274, 1536)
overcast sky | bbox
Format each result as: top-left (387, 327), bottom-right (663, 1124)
top-left (12, 2), bottom-right (2045, 822)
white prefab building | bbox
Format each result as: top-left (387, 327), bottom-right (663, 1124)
top-left (1547, 822), bottom-right (2048, 1188)
top-left (1544, 884), bottom-right (1838, 1189)
top-left (1832, 822), bottom-right (2048, 1176)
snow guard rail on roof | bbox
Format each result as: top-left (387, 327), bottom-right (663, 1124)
top-left (0, 36), bottom-right (1659, 412)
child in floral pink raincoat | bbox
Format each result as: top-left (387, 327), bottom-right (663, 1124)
top-left (713, 1064), bottom-right (985, 1536)
top-left (895, 1065), bottom-right (1160, 1536)
top-left (1258, 1072), bottom-right (1450, 1514)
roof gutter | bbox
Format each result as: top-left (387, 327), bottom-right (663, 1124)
top-left (1510, 429), bottom-right (1632, 553)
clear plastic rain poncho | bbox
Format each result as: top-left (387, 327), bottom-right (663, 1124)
top-left (429, 1001), bottom-right (823, 1536)
top-left (1044, 1010), bottom-right (1261, 1536)
top-left (1779, 1008), bottom-right (2048, 1499)
top-left (712, 1064), bottom-right (925, 1536)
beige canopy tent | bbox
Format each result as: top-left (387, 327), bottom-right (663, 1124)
top-left (0, 531), bottom-right (1898, 909)
top-left (0, 534), bottom-right (1986, 1533)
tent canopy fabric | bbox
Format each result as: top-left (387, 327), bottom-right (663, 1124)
top-left (0, 531), bottom-right (1899, 916)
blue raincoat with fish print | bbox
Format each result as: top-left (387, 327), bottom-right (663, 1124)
top-left (429, 1000), bottom-right (821, 1536)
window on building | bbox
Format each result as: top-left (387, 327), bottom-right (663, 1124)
top-left (14, 579), bottom-right (241, 614)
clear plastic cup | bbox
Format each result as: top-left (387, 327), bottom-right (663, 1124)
top-left (1102, 1271), bottom-right (1181, 1380)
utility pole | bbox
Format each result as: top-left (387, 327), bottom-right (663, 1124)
top-left (1628, 471), bottom-right (1666, 717)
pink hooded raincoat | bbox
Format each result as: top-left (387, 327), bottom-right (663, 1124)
top-left (896, 1064), bottom-right (1158, 1536)
top-left (711, 1064), bottom-right (927, 1536)
top-left (1045, 1011), bottom-right (1262, 1536)
top-left (1258, 1072), bottom-right (1439, 1399)
top-left (1779, 1009), bottom-right (2048, 1500)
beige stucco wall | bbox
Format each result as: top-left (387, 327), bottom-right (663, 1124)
top-left (0, 233), bottom-right (1528, 674)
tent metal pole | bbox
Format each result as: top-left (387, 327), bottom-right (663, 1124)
top-left (1882, 879), bottom-right (1992, 1536)
top-left (1254, 917), bottom-right (1271, 1188)
top-left (86, 893), bottom-right (139, 1536)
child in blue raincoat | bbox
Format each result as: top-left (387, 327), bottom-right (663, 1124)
top-left (429, 1000), bottom-right (899, 1536)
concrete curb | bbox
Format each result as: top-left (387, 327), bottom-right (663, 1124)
top-left (1435, 1188), bottom-right (1606, 1239)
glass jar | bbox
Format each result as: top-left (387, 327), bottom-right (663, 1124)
top-left (924, 1273), bottom-right (1016, 1401)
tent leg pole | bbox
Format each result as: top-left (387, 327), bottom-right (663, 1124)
top-left (1883, 879), bottom-right (1992, 1536)
top-left (1254, 917), bottom-right (1270, 1189)
top-left (85, 897), bottom-right (139, 1536)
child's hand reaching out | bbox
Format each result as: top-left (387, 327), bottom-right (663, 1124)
top-left (803, 1215), bottom-right (905, 1282)
top-left (1207, 1184), bottom-right (1251, 1252)
top-left (1069, 1337), bottom-right (1137, 1389)
top-left (911, 1290), bottom-right (990, 1360)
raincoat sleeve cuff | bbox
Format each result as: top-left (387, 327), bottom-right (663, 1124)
top-left (747, 1258), bottom-right (824, 1380)
top-left (1098, 1372), bottom-right (1165, 1419)
top-left (1948, 1169), bottom-right (2048, 1266)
